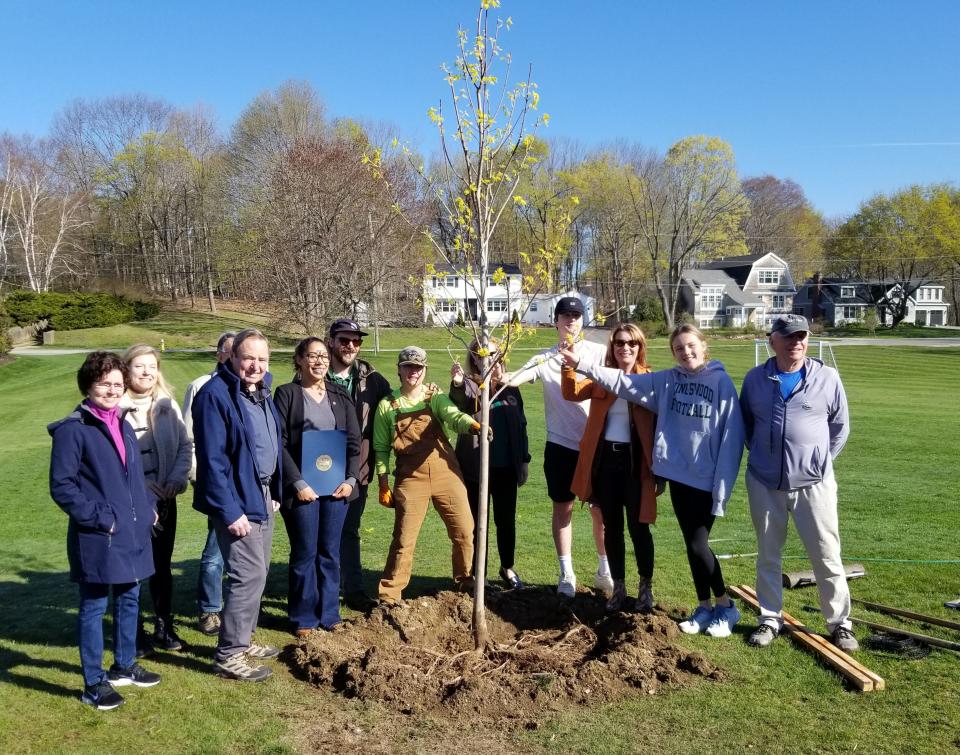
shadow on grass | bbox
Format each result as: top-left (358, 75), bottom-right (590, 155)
top-left (0, 645), bottom-right (78, 699)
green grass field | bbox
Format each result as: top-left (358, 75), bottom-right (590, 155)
top-left (1, 321), bottom-right (958, 753)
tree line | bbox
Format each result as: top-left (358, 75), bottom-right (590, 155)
top-left (2, 81), bottom-right (958, 329)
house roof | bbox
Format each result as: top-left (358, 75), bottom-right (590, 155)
top-left (430, 262), bottom-right (522, 275)
top-left (682, 269), bottom-right (763, 306)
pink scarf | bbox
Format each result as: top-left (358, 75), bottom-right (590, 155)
top-left (86, 401), bottom-right (127, 467)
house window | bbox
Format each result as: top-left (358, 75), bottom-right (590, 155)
top-left (700, 287), bottom-right (723, 309)
top-left (486, 275), bottom-right (495, 287)
top-left (841, 286), bottom-right (855, 298)
top-left (445, 276), bottom-right (459, 288)
top-left (773, 294), bottom-right (786, 309)
top-left (841, 306), bottom-right (860, 320)
top-left (757, 270), bottom-right (781, 285)
top-left (435, 300), bottom-right (458, 313)
top-left (431, 276), bottom-right (441, 288)
top-left (486, 299), bottom-right (508, 313)
top-left (529, 302), bottom-right (538, 312)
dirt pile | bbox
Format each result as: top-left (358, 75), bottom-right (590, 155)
top-left (287, 589), bottom-right (721, 726)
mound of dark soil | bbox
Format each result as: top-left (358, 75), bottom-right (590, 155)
top-left (287, 589), bottom-right (721, 726)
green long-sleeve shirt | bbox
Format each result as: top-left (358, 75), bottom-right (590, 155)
top-left (373, 388), bottom-right (476, 476)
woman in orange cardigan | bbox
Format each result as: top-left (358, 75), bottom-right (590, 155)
top-left (561, 323), bottom-right (658, 612)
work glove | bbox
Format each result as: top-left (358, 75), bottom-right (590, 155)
top-left (378, 477), bottom-right (394, 508)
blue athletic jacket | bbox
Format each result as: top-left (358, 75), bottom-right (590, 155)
top-left (191, 362), bottom-right (283, 526)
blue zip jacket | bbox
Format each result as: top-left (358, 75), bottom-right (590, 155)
top-left (739, 357), bottom-right (849, 490)
top-left (48, 404), bottom-right (156, 584)
top-left (192, 362), bottom-right (283, 526)
top-left (577, 361), bottom-right (745, 515)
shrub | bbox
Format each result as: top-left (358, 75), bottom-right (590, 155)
top-left (4, 291), bottom-right (160, 331)
top-left (0, 301), bottom-right (11, 355)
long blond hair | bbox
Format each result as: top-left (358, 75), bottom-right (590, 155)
top-left (669, 323), bottom-right (710, 361)
top-left (605, 323), bottom-right (649, 374)
top-left (122, 343), bottom-right (174, 399)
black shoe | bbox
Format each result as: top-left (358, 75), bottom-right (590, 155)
top-left (343, 592), bottom-right (378, 612)
top-left (81, 680), bottom-right (125, 711)
top-left (153, 616), bottom-right (183, 651)
top-left (107, 663), bottom-right (162, 688)
top-left (136, 625), bottom-right (155, 659)
top-left (499, 566), bottom-right (524, 590)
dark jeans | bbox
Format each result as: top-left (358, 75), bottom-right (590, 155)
top-left (78, 581), bottom-right (140, 687)
top-left (669, 480), bottom-right (725, 602)
top-left (282, 496), bottom-right (349, 629)
top-left (214, 508), bottom-right (274, 661)
top-left (147, 497), bottom-right (176, 620)
top-left (594, 443), bottom-right (654, 581)
top-left (466, 466), bottom-right (518, 572)
top-left (339, 483), bottom-right (368, 596)
top-left (197, 518), bottom-right (224, 614)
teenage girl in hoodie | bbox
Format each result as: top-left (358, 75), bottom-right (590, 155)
top-left (560, 324), bottom-right (745, 638)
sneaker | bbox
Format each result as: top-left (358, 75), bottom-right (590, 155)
top-left (153, 617), bottom-right (183, 651)
top-left (636, 577), bottom-right (654, 613)
top-left (499, 566), bottom-right (524, 590)
top-left (678, 605), bottom-right (715, 635)
top-left (705, 601), bottom-right (741, 638)
top-left (831, 626), bottom-right (859, 653)
top-left (557, 571), bottom-right (577, 598)
top-left (107, 663), bottom-right (161, 688)
top-left (198, 612), bottom-right (221, 635)
top-left (594, 569), bottom-right (615, 596)
top-left (294, 627), bottom-right (315, 639)
top-left (81, 680), bottom-right (125, 711)
top-left (214, 653), bottom-right (272, 682)
top-left (245, 643), bottom-right (280, 660)
top-left (748, 623), bottom-right (780, 647)
top-left (605, 580), bottom-right (628, 612)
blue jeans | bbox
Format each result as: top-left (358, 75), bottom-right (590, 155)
top-left (339, 484), bottom-right (368, 596)
top-left (197, 518), bottom-right (224, 614)
top-left (282, 496), bottom-right (349, 629)
top-left (78, 581), bottom-right (140, 687)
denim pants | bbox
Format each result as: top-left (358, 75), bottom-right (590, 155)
top-left (197, 518), bottom-right (224, 614)
top-left (78, 581), bottom-right (140, 687)
top-left (214, 508), bottom-right (274, 661)
top-left (339, 484), bottom-right (368, 597)
top-left (282, 496), bottom-right (349, 629)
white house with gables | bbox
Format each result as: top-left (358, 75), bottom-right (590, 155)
top-left (679, 252), bottom-right (797, 329)
top-left (422, 263), bottom-right (595, 326)
top-left (794, 276), bottom-right (951, 326)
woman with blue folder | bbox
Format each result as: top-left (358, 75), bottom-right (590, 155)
top-left (275, 337), bottom-right (361, 636)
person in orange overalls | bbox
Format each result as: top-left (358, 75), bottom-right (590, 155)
top-left (373, 346), bottom-right (481, 603)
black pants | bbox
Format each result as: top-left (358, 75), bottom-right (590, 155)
top-left (148, 497), bottom-right (177, 620)
top-left (669, 480), bottom-right (725, 602)
top-left (594, 443), bottom-right (653, 581)
top-left (466, 466), bottom-right (518, 571)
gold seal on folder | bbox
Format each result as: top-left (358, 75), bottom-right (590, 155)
top-left (315, 454), bottom-right (333, 472)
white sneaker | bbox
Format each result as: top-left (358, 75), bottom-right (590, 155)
top-left (594, 570), bottom-right (615, 595)
top-left (678, 605), bottom-right (715, 635)
top-left (557, 572), bottom-right (577, 598)
top-left (705, 602), bottom-right (741, 639)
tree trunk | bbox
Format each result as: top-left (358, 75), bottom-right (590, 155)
top-left (471, 326), bottom-right (491, 652)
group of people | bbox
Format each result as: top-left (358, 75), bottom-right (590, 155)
top-left (49, 298), bottom-right (856, 713)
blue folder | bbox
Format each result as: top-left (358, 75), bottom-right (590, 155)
top-left (301, 429), bottom-right (347, 497)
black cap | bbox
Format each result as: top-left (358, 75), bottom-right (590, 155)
top-left (554, 296), bottom-right (585, 318)
top-left (329, 318), bottom-right (368, 338)
top-left (769, 314), bottom-right (810, 336)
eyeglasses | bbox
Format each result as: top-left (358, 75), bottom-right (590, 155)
top-left (93, 382), bottom-right (125, 391)
top-left (304, 352), bottom-right (330, 363)
top-left (335, 336), bottom-right (362, 347)
top-left (613, 339), bottom-right (640, 348)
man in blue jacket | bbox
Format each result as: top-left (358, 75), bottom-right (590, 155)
top-left (739, 315), bottom-right (857, 652)
top-left (193, 328), bottom-right (283, 680)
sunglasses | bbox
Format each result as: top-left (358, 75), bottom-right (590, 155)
top-left (335, 336), bottom-right (362, 347)
top-left (613, 339), bottom-right (640, 348)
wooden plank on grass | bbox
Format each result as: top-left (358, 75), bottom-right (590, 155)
top-left (851, 598), bottom-right (960, 632)
top-left (850, 617), bottom-right (960, 652)
top-left (729, 584), bottom-right (884, 692)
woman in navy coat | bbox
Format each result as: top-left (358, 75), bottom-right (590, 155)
top-left (48, 351), bottom-right (160, 711)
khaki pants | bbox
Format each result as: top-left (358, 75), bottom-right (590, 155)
top-left (378, 449), bottom-right (474, 602)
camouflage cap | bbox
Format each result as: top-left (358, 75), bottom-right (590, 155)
top-left (397, 346), bottom-right (428, 367)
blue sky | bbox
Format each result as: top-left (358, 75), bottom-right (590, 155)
top-left (2, 0), bottom-right (958, 218)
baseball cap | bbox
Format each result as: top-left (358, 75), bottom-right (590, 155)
top-left (397, 346), bottom-right (428, 367)
top-left (554, 296), bottom-right (585, 318)
top-left (329, 318), bottom-right (368, 338)
top-left (769, 314), bottom-right (810, 336)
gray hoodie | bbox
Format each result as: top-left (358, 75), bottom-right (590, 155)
top-left (577, 360), bottom-right (745, 515)
top-left (739, 357), bottom-right (849, 491)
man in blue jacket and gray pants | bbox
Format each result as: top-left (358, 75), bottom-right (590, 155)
top-left (193, 328), bottom-right (283, 680)
top-left (739, 315), bottom-right (857, 652)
